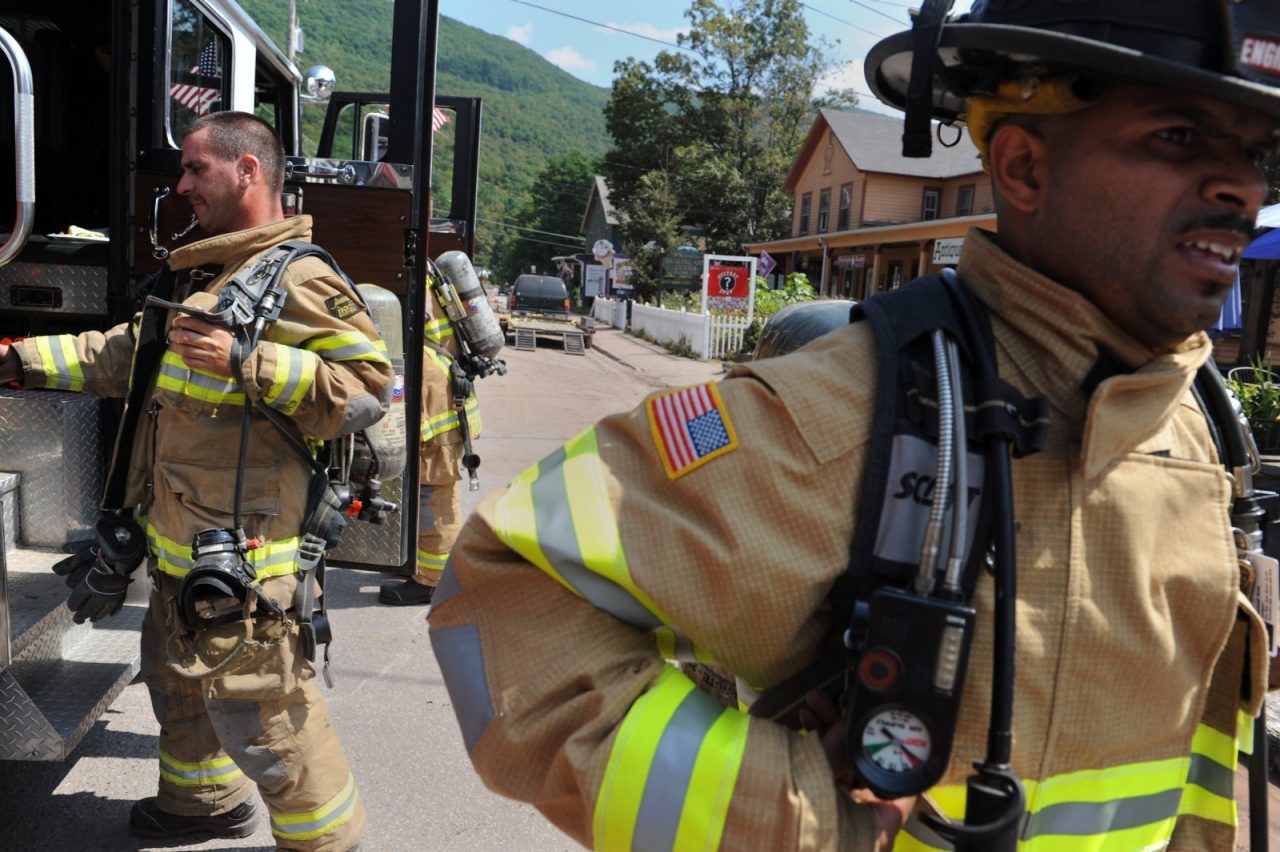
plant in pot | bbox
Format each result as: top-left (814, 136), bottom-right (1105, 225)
top-left (1227, 358), bottom-right (1280, 455)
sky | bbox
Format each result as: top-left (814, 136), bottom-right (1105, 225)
top-left (440, 0), bottom-right (977, 116)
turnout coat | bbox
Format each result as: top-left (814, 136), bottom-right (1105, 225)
top-left (431, 229), bottom-right (1271, 850)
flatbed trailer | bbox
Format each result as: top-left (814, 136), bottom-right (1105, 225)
top-left (507, 313), bottom-right (593, 354)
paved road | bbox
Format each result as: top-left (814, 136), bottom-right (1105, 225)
top-left (0, 327), bottom-right (722, 852)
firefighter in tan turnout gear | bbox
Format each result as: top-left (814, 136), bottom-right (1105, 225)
top-left (0, 112), bottom-right (387, 850)
top-left (377, 283), bottom-right (481, 606)
top-left (430, 2), bottom-right (1280, 849)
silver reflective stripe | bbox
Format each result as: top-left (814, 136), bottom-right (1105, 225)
top-left (531, 448), bottom-right (663, 630)
top-left (270, 779), bottom-right (358, 837)
top-left (159, 358), bottom-right (241, 400)
top-left (631, 687), bottom-right (724, 851)
top-left (1187, 752), bottom-right (1234, 799)
top-left (432, 624), bottom-right (495, 753)
top-left (270, 350), bottom-right (305, 409)
top-left (434, 563), bottom-right (461, 607)
top-left (47, 337), bottom-right (74, 390)
top-left (317, 339), bottom-right (382, 361)
top-left (1023, 788), bottom-right (1183, 838)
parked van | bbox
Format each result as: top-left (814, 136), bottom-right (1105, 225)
top-left (511, 274), bottom-right (570, 315)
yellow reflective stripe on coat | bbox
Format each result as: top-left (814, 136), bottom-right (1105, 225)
top-left (261, 343), bottom-right (319, 415)
top-left (157, 351), bottom-right (245, 406)
top-left (425, 315), bottom-right (454, 344)
top-left (593, 666), bottom-right (748, 852)
top-left (270, 772), bottom-right (360, 842)
top-left (158, 749), bottom-right (244, 787)
top-left (303, 330), bottom-right (391, 364)
top-left (492, 427), bottom-right (670, 629)
top-left (146, 522), bottom-right (301, 579)
top-left (31, 335), bottom-right (85, 391)
top-left (896, 724), bottom-right (1238, 851)
top-left (421, 396), bottom-right (482, 441)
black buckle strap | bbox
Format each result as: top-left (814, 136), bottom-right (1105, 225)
top-left (903, 0), bottom-right (955, 157)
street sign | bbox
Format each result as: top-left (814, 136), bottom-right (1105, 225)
top-left (757, 250), bottom-right (776, 278)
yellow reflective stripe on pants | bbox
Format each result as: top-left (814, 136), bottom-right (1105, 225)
top-left (493, 427), bottom-right (670, 630)
top-left (417, 548), bottom-right (448, 573)
top-left (156, 351), bottom-right (245, 406)
top-left (262, 343), bottom-right (319, 415)
top-left (32, 335), bottom-right (85, 391)
top-left (147, 522), bottom-right (302, 580)
top-left (1180, 723), bottom-right (1238, 826)
top-left (158, 749), bottom-right (244, 787)
top-left (270, 772), bottom-right (360, 842)
top-left (593, 666), bottom-right (748, 852)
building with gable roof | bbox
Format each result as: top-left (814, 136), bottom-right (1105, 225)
top-left (745, 108), bottom-right (995, 298)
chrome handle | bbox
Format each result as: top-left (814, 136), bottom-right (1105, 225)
top-left (286, 161), bottom-right (356, 183)
top-left (0, 26), bottom-right (34, 268)
top-left (172, 215), bottom-right (198, 241)
top-left (150, 186), bottom-right (171, 260)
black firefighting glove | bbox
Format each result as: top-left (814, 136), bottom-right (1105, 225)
top-left (51, 516), bottom-right (146, 624)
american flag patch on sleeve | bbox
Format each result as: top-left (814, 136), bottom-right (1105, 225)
top-left (646, 383), bottom-right (739, 479)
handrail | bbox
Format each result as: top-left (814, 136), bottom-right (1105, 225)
top-left (0, 26), bottom-right (33, 268)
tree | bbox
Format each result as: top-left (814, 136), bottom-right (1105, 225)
top-left (603, 0), bottom-right (831, 259)
top-left (497, 153), bottom-right (600, 283)
top-left (618, 170), bottom-right (684, 303)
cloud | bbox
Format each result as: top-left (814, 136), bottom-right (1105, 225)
top-left (599, 21), bottom-right (688, 42)
top-left (544, 46), bottom-right (595, 72)
top-left (506, 23), bottom-right (533, 44)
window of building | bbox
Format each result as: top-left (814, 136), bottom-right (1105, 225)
top-left (956, 184), bottom-right (975, 217)
top-left (837, 183), bottom-right (852, 231)
top-left (168, 0), bottom-right (230, 146)
top-left (818, 188), bottom-right (830, 233)
top-left (799, 193), bottom-right (811, 235)
top-left (922, 187), bottom-right (941, 221)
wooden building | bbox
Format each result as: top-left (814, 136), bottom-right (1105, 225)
top-left (746, 109), bottom-right (996, 297)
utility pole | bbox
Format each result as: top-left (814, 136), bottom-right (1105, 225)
top-left (287, 0), bottom-right (298, 63)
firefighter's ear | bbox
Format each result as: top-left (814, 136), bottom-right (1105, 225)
top-left (988, 120), bottom-right (1046, 216)
top-left (236, 154), bottom-right (261, 185)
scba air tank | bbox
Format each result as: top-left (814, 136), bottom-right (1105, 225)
top-left (354, 283), bottom-right (407, 482)
top-left (434, 250), bottom-right (505, 358)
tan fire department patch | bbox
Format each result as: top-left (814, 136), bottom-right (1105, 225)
top-left (646, 383), bottom-right (738, 479)
top-left (325, 294), bottom-right (362, 320)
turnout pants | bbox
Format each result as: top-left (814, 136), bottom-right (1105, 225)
top-left (140, 571), bottom-right (366, 851)
top-left (413, 440), bottom-right (464, 588)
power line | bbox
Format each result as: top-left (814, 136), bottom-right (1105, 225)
top-left (800, 2), bottom-right (884, 38)
top-left (848, 0), bottom-right (908, 26)
top-left (478, 217), bottom-right (583, 242)
top-left (509, 1), bottom-right (692, 51)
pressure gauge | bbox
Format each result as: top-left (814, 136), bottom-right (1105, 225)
top-left (860, 707), bottom-right (933, 774)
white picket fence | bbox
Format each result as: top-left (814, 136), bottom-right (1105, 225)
top-left (591, 296), bottom-right (629, 328)
top-left (629, 303), bottom-right (751, 360)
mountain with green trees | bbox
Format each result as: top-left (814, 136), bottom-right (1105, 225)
top-left (237, 1), bottom-right (612, 274)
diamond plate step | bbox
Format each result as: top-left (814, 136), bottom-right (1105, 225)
top-left (1, 545), bottom-right (144, 760)
top-left (563, 331), bottom-right (585, 355)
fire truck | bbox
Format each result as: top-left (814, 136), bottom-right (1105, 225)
top-left (0, 0), bottom-right (472, 759)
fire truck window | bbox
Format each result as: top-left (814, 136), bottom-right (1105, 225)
top-left (431, 107), bottom-right (457, 222)
top-left (168, 0), bottom-right (229, 145)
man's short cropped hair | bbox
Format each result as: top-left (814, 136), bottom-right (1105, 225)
top-left (189, 111), bottom-right (286, 192)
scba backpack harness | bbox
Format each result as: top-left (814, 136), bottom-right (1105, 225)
top-left (749, 269), bottom-right (1277, 850)
top-left (145, 240), bottom-right (400, 684)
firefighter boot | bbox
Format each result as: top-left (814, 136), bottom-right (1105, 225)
top-left (129, 797), bottom-right (258, 839)
top-left (378, 577), bottom-right (434, 606)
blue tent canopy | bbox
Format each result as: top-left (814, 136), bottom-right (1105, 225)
top-left (1245, 227), bottom-right (1280, 260)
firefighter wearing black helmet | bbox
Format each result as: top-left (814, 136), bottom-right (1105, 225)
top-left (429, 2), bottom-right (1280, 849)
